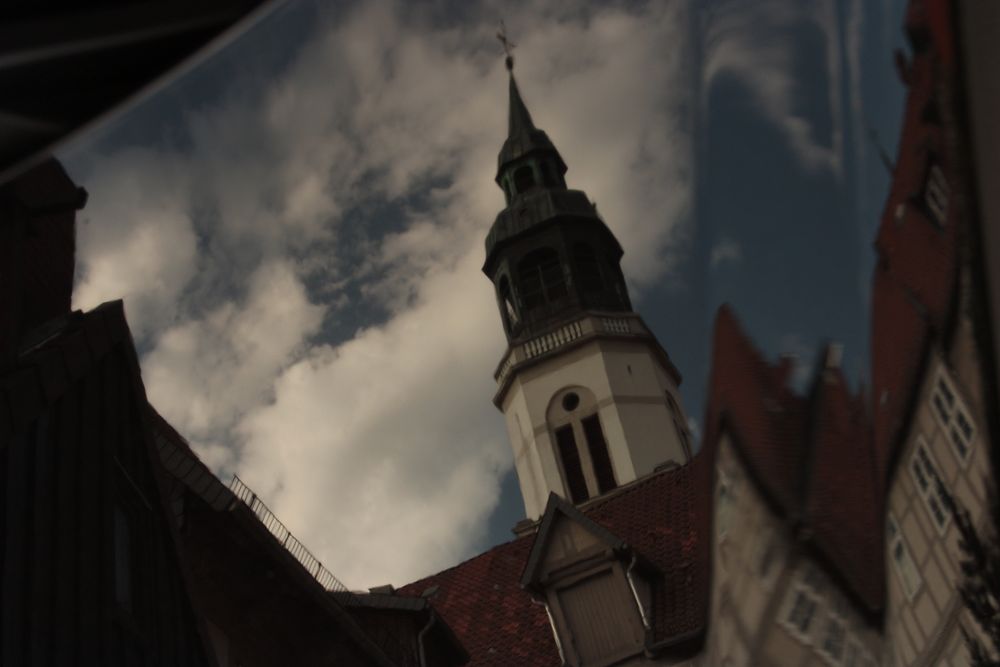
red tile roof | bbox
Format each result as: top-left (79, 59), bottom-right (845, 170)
top-left (398, 458), bottom-right (711, 665)
top-left (400, 535), bottom-right (557, 667)
top-left (803, 366), bottom-right (883, 612)
top-left (704, 306), bottom-right (883, 614)
top-left (702, 305), bottom-right (809, 520)
top-left (871, 0), bottom-right (959, 485)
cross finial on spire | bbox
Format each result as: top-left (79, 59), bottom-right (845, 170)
top-left (497, 20), bottom-right (515, 71)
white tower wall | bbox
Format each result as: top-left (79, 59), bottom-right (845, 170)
top-left (499, 332), bottom-right (689, 520)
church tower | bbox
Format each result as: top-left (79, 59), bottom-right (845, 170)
top-left (485, 56), bottom-right (692, 521)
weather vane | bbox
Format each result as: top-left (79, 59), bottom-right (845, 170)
top-left (497, 20), bottom-right (515, 71)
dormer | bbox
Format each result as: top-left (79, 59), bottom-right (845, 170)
top-left (521, 494), bottom-right (656, 666)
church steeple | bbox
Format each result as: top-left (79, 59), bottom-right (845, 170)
top-left (483, 48), bottom-right (692, 521)
top-left (484, 59), bottom-right (630, 345)
top-left (495, 65), bottom-right (568, 200)
top-left (507, 69), bottom-right (534, 137)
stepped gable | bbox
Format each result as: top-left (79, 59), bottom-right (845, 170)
top-left (802, 363), bottom-right (883, 614)
top-left (704, 305), bottom-right (883, 617)
top-left (703, 304), bottom-right (809, 519)
top-left (399, 458), bottom-right (712, 665)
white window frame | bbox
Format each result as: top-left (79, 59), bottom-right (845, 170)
top-left (924, 163), bottom-right (949, 225)
top-left (818, 611), bottom-right (847, 665)
top-left (887, 514), bottom-right (923, 600)
top-left (781, 569), bottom-right (821, 645)
top-left (930, 370), bottom-right (976, 466)
top-left (909, 438), bottom-right (952, 535)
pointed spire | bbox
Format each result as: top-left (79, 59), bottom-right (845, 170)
top-left (507, 73), bottom-right (537, 138)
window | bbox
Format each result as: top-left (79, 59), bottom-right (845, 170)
top-left (518, 248), bottom-right (567, 310)
top-left (555, 425), bottom-right (589, 504)
top-left (888, 514), bottom-right (923, 599)
top-left (820, 614), bottom-right (846, 662)
top-left (930, 371), bottom-right (976, 465)
top-left (513, 164), bottom-right (535, 193)
top-left (923, 163), bottom-right (949, 225)
top-left (497, 276), bottom-right (518, 331)
top-left (786, 588), bottom-right (818, 636)
top-left (540, 160), bottom-right (558, 187)
top-left (910, 438), bottom-right (951, 534)
top-left (573, 243), bottom-right (603, 293)
top-left (582, 415), bottom-right (616, 494)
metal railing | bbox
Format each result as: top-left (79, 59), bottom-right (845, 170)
top-left (230, 475), bottom-right (352, 593)
top-left (229, 475), bottom-right (416, 665)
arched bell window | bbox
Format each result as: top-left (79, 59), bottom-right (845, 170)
top-left (513, 164), bottom-right (535, 194)
top-left (497, 275), bottom-right (519, 332)
top-left (540, 160), bottom-right (557, 187)
top-left (573, 243), bottom-right (604, 293)
top-left (517, 247), bottom-right (567, 310)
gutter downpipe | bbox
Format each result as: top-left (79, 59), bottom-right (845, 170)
top-left (531, 595), bottom-right (566, 664)
top-left (625, 552), bottom-right (651, 630)
top-left (417, 609), bottom-right (436, 667)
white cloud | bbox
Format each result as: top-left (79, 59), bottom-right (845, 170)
top-left (701, 0), bottom-right (844, 175)
top-left (143, 261), bottom-right (324, 471)
top-left (72, 149), bottom-right (198, 338)
top-left (63, 0), bottom-right (694, 588)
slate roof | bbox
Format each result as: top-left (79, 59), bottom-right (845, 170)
top-left (399, 457), bottom-right (711, 665)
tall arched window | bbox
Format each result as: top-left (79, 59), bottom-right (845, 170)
top-left (540, 160), bottom-right (557, 187)
top-left (498, 275), bottom-right (518, 332)
top-left (548, 387), bottom-right (617, 504)
top-left (573, 243), bottom-right (604, 293)
top-left (518, 248), bottom-right (567, 309)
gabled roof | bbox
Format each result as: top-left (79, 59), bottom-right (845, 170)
top-left (703, 306), bottom-right (883, 616)
top-left (869, 33), bottom-right (959, 485)
top-left (801, 362), bottom-right (883, 613)
top-left (520, 493), bottom-right (631, 592)
top-left (399, 458), bottom-right (711, 665)
top-left (702, 305), bottom-right (809, 520)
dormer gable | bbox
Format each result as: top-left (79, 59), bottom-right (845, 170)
top-left (521, 494), bottom-right (656, 666)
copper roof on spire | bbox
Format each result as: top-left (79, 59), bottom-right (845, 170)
top-left (507, 74), bottom-right (537, 138)
top-left (496, 69), bottom-right (565, 180)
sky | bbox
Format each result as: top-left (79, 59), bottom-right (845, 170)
top-left (59, 0), bottom-right (908, 589)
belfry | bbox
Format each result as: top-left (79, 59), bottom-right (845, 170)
top-left (483, 55), bottom-right (692, 520)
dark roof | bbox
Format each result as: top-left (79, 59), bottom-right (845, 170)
top-left (496, 73), bottom-right (566, 179)
top-left (0, 1), bottom-right (279, 185)
top-left (483, 188), bottom-right (608, 269)
top-left (703, 306), bottom-right (883, 615)
top-left (398, 458), bottom-right (711, 665)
